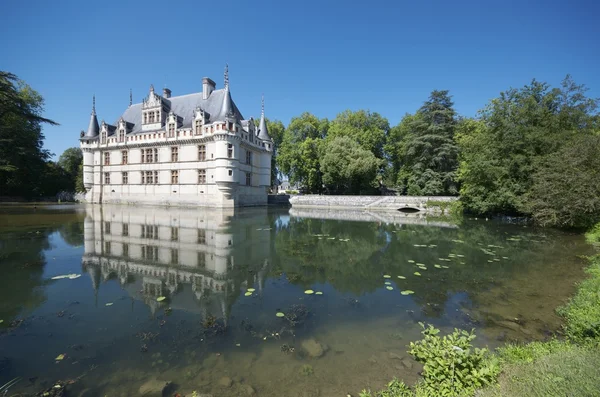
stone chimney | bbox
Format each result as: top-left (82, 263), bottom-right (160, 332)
top-left (163, 88), bottom-right (171, 98)
top-left (202, 77), bottom-right (216, 100)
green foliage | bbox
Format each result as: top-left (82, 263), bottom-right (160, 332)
top-left (408, 324), bottom-right (499, 396)
top-left (58, 147), bottom-right (84, 192)
top-left (321, 136), bottom-right (382, 194)
top-left (586, 223), bottom-right (600, 245)
top-left (495, 339), bottom-right (573, 364)
top-left (526, 134), bottom-right (600, 229)
top-left (557, 255), bottom-right (600, 341)
top-left (388, 91), bottom-right (459, 196)
top-left (359, 379), bottom-right (412, 397)
top-left (457, 76), bottom-right (599, 218)
top-left (327, 109), bottom-right (390, 160)
top-left (0, 71), bottom-right (58, 198)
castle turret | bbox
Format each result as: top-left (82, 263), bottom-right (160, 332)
top-left (85, 96), bottom-right (99, 138)
top-left (257, 95), bottom-right (271, 143)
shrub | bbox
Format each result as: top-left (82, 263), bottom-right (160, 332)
top-left (586, 223), bottom-right (600, 245)
top-left (408, 324), bottom-right (499, 396)
top-left (359, 379), bottom-right (412, 397)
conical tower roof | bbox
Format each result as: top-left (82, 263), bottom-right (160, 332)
top-left (214, 64), bottom-right (237, 122)
top-left (257, 95), bottom-right (271, 141)
top-left (85, 96), bottom-right (99, 137)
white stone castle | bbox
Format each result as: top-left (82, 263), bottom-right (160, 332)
top-left (80, 66), bottom-right (273, 207)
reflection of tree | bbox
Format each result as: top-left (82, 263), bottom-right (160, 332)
top-left (58, 216), bottom-right (85, 247)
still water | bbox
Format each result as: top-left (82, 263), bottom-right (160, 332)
top-left (0, 204), bottom-right (593, 396)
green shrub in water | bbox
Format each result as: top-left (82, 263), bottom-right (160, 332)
top-left (408, 323), bottom-right (499, 396)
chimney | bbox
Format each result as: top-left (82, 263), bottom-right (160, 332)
top-left (163, 88), bottom-right (171, 98)
top-left (202, 77), bottom-right (216, 100)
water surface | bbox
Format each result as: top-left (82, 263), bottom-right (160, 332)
top-left (0, 204), bottom-right (592, 396)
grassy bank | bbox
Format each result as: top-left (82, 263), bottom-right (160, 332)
top-left (360, 251), bottom-right (600, 397)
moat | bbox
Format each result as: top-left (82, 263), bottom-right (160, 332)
top-left (0, 204), bottom-right (594, 396)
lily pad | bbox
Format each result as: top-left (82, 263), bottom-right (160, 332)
top-left (244, 292), bottom-right (253, 296)
top-left (275, 312), bottom-right (285, 318)
top-left (105, 303), bottom-right (113, 306)
top-left (407, 260), bottom-right (415, 263)
top-left (51, 273), bottom-right (80, 280)
top-left (247, 288), bottom-right (256, 292)
top-left (441, 265), bottom-right (449, 269)
top-left (315, 291), bottom-right (323, 295)
top-left (397, 276), bottom-right (406, 279)
top-left (384, 281), bottom-right (392, 285)
top-left (414, 272), bottom-right (422, 276)
top-left (386, 286), bottom-right (393, 290)
top-left (434, 264), bottom-right (442, 269)
top-left (416, 263), bottom-right (425, 266)
top-left (55, 354), bottom-right (65, 361)
top-left (0, 320), bottom-right (3, 324)
top-left (401, 290), bottom-right (415, 295)
top-left (304, 289), bottom-right (314, 295)
top-left (383, 275), bottom-right (391, 278)
top-left (156, 296), bottom-right (166, 302)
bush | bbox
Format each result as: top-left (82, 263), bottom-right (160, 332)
top-left (408, 324), bottom-right (499, 396)
top-left (359, 379), bottom-right (412, 397)
top-left (586, 223), bottom-right (600, 245)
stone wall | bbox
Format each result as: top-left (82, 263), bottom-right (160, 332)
top-left (288, 195), bottom-right (458, 213)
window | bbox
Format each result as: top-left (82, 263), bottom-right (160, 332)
top-left (171, 227), bottom-right (179, 241)
top-left (198, 145), bottom-right (206, 161)
top-left (101, 131), bottom-right (107, 144)
top-left (143, 170), bottom-right (154, 184)
top-left (104, 152), bottom-right (110, 165)
top-left (121, 150), bottom-right (128, 164)
top-left (154, 171), bottom-right (158, 184)
top-left (228, 122), bottom-right (233, 131)
top-left (104, 241), bottom-right (111, 254)
top-left (198, 169), bottom-right (206, 184)
top-left (197, 229), bottom-right (206, 244)
top-left (154, 148), bottom-right (158, 162)
top-left (122, 223), bottom-right (129, 237)
top-left (142, 245), bottom-right (158, 261)
top-left (156, 111), bottom-right (160, 123)
top-left (245, 172), bottom-right (251, 186)
top-left (122, 171), bottom-right (128, 184)
top-left (227, 143), bottom-right (233, 158)
top-left (168, 123), bottom-right (175, 138)
top-left (197, 251), bottom-right (206, 268)
top-left (246, 150), bottom-right (252, 165)
top-left (149, 111), bottom-right (155, 123)
top-left (171, 249), bottom-right (179, 264)
top-left (123, 243), bottom-right (129, 258)
top-left (171, 170), bottom-right (178, 184)
top-left (143, 112), bottom-right (148, 124)
top-left (141, 171), bottom-right (145, 184)
top-left (104, 172), bottom-right (110, 184)
top-left (228, 169), bottom-right (233, 176)
top-left (171, 146), bottom-right (178, 162)
top-left (141, 225), bottom-right (158, 239)
top-left (145, 148), bottom-right (153, 163)
top-left (195, 120), bottom-right (202, 135)
top-left (105, 221), bottom-right (111, 235)
top-left (119, 129), bottom-right (125, 142)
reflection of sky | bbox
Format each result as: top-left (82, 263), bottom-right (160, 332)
top-left (277, 214), bottom-right (290, 228)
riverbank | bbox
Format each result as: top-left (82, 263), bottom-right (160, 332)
top-left (360, 252), bottom-right (600, 397)
top-left (289, 195), bottom-right (458, 214)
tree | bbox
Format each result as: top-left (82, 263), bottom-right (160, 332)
top-left (58, 147), bottom-right (84, 192)
top-left (392, 90), bottom-right (459, 196)
top-left (277, 112), bottom-right (329, 193)
top-left (457, 76), bottom-right (598, 216)
top-left (327, 109), bottom-right (390, 160)
top-left (527, 134), bottom-right (600, 229)
top-left (321, 136), bottom-right (382, 194)
top-left (267, 119), bottom-right (285, 188)
top-left (0, 71), bottom-right (58, 197)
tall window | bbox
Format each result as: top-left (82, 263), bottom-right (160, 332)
top-left (195, 120), bottom-right (202, 135)
top-left (198, 145), bottom-right (206, 161)
top-left (101, 131), bottom-right (107, 144)
top-left (171, 227), bottom-right (179, 241)
top-left (156, 111), bottom-right (160, 123)
top-left (149, 112), bottom-right (155, 123)
top-left (245, 172), bottom-right (251, 186)
top-left (104, 152), bottom-right (110, 165)
top-left (154, 170), bottom-right (158, 184)
top-left (143, 112), bottom-right (147, 124)
top-left (121, 150), bottom-right (128, 165)
top-left (119, 129), bottom-right (125, 142)
top-left (104, 221), bottom-right (111, 235)
top-left (104, 172), bottom-right (110, 184)
top-left (171, 249), bottom-right (179, 265)
top-left (197, 229), bottom-right (206, 244)
top-left (197, 252), bottom-right (206, 267)
top-left (123, 243), bottom-right (129, 258)
top-left (171, 170), bottom-right (179, 184)
top-left (227, 144), bottom-right (233, 158)
top-left (104, 241), bottom-right (111, 255)
top-left (198, 169), bottom-right (206, 184)
top-left (143, 170), bottom-right (154, 184)
top-left (168, 123), bottom-right (175, 138)
top-left (122, 223), bottom-right (129, 237)
top-left (122, 171), bottom-right (128, 185)
top-left (171, 146), bottom-right (178, 162)
top-left (246, 150), bottom-right (252, 165)
top-left (141, 171), bottom-right (145, 184)
top-left (145, 148), bottom-right (153, 163)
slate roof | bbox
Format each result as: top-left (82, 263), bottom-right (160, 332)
top-left (117, 89), bottom-right (244, 135)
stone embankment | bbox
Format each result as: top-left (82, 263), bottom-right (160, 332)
top-left (288, 195), bottom-right (458, 214)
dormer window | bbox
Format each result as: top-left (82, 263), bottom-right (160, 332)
top-left (119, 128), bottom-right (125, 142)
top-left (168, 123), bottom-right (175, 138)
top-left (149, 112), bottom-right (155, 123)
top-left (143, 113), bottom-right (148, 124)
top-left (195, 120), bottom-right (202, 135)
top-left (101, 130), bottom-right (107, 144)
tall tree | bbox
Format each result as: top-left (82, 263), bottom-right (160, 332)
top-left (0, 71), bottom-right (58, 197)
top-left (393, 90), bottom-right (459, 196)
top-left (327, 110), bottom-right (390, 160)
top-left (321, 136), bottom-right (382, 194)
top-left (266, 119), bottom-right (285, 187)
top-left (58, 147), bottom-right (84, 192)
top-left (277, 112), bottom-right (329, 193)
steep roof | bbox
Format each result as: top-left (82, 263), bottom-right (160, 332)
top-left (84, 96), bottom-right (99, 138)
top-left (117, 89), bottom-right (244, 134)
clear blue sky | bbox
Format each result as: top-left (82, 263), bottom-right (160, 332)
top-left (2, 0), bottom-right (598, 159)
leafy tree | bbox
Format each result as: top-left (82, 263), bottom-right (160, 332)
top-left (391, 90), bottom-right (459, 196)
top-left (267, 119), bottom-right (285, 188)
top-left (327, 109), bottom-right (390, 160)
top-left (58, 147), bottom-right (84, 192)
top-left (320, 136), bottom-right (382, 194)
top-left (457, 76), bottom-right (598, 216)
top-left (277, 112), bottom-right (329, 193)
top-left (526, 134), bottom-right (600, 228)
top-left (0, 71), bottom-right (58, 197)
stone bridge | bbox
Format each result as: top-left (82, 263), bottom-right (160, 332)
top-left (288, 195), bottom-right (458, 214)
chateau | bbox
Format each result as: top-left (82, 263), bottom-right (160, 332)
top-left (80, 66), bottom-right (273, 207)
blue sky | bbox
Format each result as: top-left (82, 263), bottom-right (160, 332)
top-left (2, 0), bottom-right (598, 159)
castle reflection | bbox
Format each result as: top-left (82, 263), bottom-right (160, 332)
top-left (81, 205), bottom-right (273, 321)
